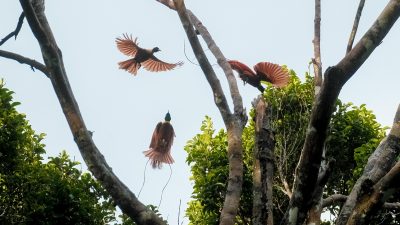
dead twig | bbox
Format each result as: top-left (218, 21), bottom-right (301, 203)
top-left (0, 12), bottom-right (25, 46)
top-left (346, 0), bottom-right (366, 54)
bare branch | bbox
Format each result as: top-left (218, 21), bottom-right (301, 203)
top-left (186, 10), bottom-right (245, 119)
top-left (0, 49), bottom-right (49, 77)
top-left (305, 158), bottom-right (334, 225)
top-left (312, 0), bottom-right (323, 92)
top-left (157, 0), bottom-right (245, 122)
top-left (322, 194), bottom-right (348, 208)
top-left (172, 1), bottom-right (244, 224)
top-left (0, 12), bottom-right (24, 46)
top-left (18, 0), bottom-right (166, 224)
top-left (171, 0), bottom-right (232, 124)
top-left (384, 202), bottom-right (400, 210)
top-left (156, 0), bottom-right (176, 10)
top-left (346, 0), bottom-right (366, 54)
top-left (282, 178), bottom-right (292, 198)
top-left (347, 161), bottom-right (400, 224)
top-left (322, 194), bottom-right (400, 210)
top-left (284, 1), bottom-right (400, 224)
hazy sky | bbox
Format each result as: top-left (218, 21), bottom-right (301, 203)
top-left (1, 1), bottom-right (399, 224)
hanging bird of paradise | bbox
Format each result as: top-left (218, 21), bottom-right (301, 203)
top-left (116, 34), bottom-right (183, 75)
top-left (143, 112), bottom-right (175, 169)
top-left (228, 60), bottom-right (290, 92)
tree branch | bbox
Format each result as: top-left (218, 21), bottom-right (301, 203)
top-left (346, 0), bottom-right (366, 54)
top-left (0, 49), bottom-right (49, 77)
top-left (185, 10), bottom-right (245, 120)
top-left (18, 0), bottom-right (166, 224)
top-left (156, 0), bottom-right (176, 10)
top-left (0, 12), bottom-right (24, 46)
top-left (305, 158), bottom-right (334, 225)
top-left (156, 0), bottom-right (246, 123)
top-left (337, 104), bottom-right (400, 225)
top-left (171, 0), bottom-right (232, 124)
top-left (312, 0), bottom-right (323, 93)
top-left (171, 1), bottom-right (244, 224)
top-left (283, 1), bottom-right (400, 224)
top-left (347, 161), bottom-right (400, 225)
top-left (322, 194), bottom-right (400, 210)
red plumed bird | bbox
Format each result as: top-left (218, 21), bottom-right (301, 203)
top-left (228, 60), bottom-right (289, 92)
top-left (143, 112), bottom-right (175, 169)
top-left (116, 34), bottom-right (183, 75)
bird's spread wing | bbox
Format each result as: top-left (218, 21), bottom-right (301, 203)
top-left (228, 60), bottom-right (262, 88)
top-left (142, 55), bottom-right (183, 72)
top-left (228, 60), bottom-right (256, 77)
top-left (149, 122), bottom-right (162, 149)
top-left (116, 34), bottom-right (139, 57)
top-left (254, 62), bottom-right (289, 88)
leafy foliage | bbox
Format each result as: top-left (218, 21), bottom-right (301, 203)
top-left (326, 101), bottom-right (387, 194)
top-left (184, 71), bottom-right (387, 224)
top-left (0, 81), bottom-right (119, 224)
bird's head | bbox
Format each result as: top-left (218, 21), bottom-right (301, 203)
top-left (164, 111), bottom-right (171, 122)
top-left (152, 47), bottom-right (161, 53)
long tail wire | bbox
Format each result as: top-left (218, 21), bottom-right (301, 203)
top-left (183, 39), bottom-right (218, 67)
top-left (137, 159), bottom-right (149, 198)
top-left (158, 164), bottom-right (173, 208)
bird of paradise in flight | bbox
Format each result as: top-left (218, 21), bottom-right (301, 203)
top-left (228, 60), bottom-right (290, 92)
top-left (116, 34), bottom-right (183, 75)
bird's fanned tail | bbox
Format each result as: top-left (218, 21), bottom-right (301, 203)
top-left (118, 59), bottom-right (140, 75)
top-left (143, 148), bottom-right (174, 169)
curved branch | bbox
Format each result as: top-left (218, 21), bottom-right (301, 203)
top-left (284, 1), bottom-right (400, 224)
top-left (346, 0), bottom-right (366, 54)
top-left (0, 49), bottom-right (49, 77)
top-left (0, 12), bottom-right (24, 46)
top-left (322, 194), bottom-right (348, 208)
top-left (18, 1), bottom-right (165, 224)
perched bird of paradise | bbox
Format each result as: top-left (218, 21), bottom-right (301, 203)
top-left (143, 112), bottom-right (175, 169)
top-left (116, 34), bottom-right (183, 75)
top-left (228, 60), bottom-right (289, 92)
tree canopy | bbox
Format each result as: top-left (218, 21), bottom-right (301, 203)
top-left (185, 72), bottom-right (390, 224)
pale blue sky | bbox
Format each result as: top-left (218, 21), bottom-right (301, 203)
top-left (1, 1), bottom-right (399, 224)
